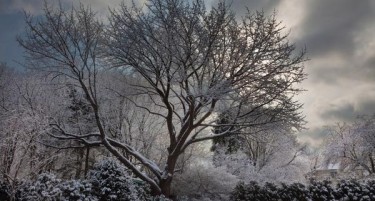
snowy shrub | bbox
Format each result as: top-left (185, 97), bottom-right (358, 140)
top-left (12, 159), bottom-right (173, 201)
top-left (263, 182), bottom-right (280, 200)
top-left (58, 179), bottom-right (98, 201)
top-left (150, 195), bottom-right (173, 201)
top-left (232, 181), bottom-right (310, 201)
top-left (335, 179), bottom-right (375, 200)
top-left (363, 180), bottom-right (375, 200)
top-left (16, 173), bottom-right (62, 201)
top-left (0, 180), bottom-right (11, 201)
top-left (277, 183), bottom-right (310, 201)
top-left (231, 179), bottom-right (375, 201)
top-left (309, 179), bottom-right (335, 201)
top-left (230, 181), bottom-right (280, 201)
top-left (15, 173), bottom-right (99, 201)
top-left (88, 158), bottom-right (151, 201)
top-left (230, 181), bottom-right (266, 201)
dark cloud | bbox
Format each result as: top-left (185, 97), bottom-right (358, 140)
top-left (0, 11), bottom-right (25, 69)
top-left (364, 56), bottom-right (375, 68)
top-left (321, 99), bottom-right (375, 122)
top-left (321, 103), bottom-right (355, 122)
top-left (362, 55), bottom-right (375, 81)
top-left (209, 0), bottom-right (280, 16)
top-left (306, 59), bottom-right (375, 85)
top-left (297, 0), bottom-right (375, 57)
top-left (229, 0), bottom-right (280, 15)
top-left (295, 0), bottom-right (375, 86)
top-left (357, 100), bottom-right (375, 116)
top-left (0, 0), bottom-right (12, 13)
top-left (300, 127), bottom-right (328, 140)
top-left (306, 52), bottom-right (375, 85)
top-left (307, 63), bottom-right (350, 85)
top-left (297, 127), bottom-right (330, 148)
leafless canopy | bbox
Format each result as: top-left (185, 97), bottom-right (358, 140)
top-left (105, 0), bottom-right (305, 151)
top-left (18, 0), bottom-right (306, 196)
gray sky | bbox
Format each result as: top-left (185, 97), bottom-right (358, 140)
top-left (1, 0), bottom-right (375, 148)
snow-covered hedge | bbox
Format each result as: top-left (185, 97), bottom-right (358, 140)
top-left (9, 159), bottom-right (170, 201)
top-left (277, 182), bottom-right (310, 201)
top-left (231, 179), bottom-right (375, 201)
top-left (16, 174), bottom-right (96, 201)
top-left (16, 173), bottom-right (62, 201)
top-left (335, 179), bottom-right (375, 201)
top-left (0, 180), bottom-right (11, 201)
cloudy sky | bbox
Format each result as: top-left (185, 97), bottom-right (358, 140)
top-left (1, 0), bottom-right (375, 147)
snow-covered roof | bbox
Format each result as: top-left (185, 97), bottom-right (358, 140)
top-left (315, 162), bottom-right (340, 170)
top-left (327, 163), bottom-right (340, 170)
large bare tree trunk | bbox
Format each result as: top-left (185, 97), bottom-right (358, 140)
top-left (159, 154), bottom-right (179, 197)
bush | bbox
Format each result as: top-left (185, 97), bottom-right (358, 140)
top-left (231, 182), bottom-right (310, 201)
top-left (150, 195), bottom-right (173, 201)
top-left (16, 173), bottom-right (62, 201)
top-left (58, 179), bottom-right (97, 201)
top-left (16, 173), bottom-right (98, 201)
top-left (88, 158), bottom-right (151, 201)
top-left (263, 182), bottom-right (280, 200)
top-left (335, 179), bottom-right (375, 201)
top-left (231, 179), bottom-right (375, 201)
top-left (278, 183), bottom-right (310, 201)
top-left (309, 180), bottom-right (335, 201)
top-left (0, 180), bottom-right (11, 201)
top-left (10, 158), bottom-right (175, 201)
top-left (230, 181), bottom-right (279, 201)
top-left (363, 180), bottom-right (375, 200)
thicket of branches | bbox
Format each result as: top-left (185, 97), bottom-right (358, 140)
top-left (1, 0), bottom-right (308, 198)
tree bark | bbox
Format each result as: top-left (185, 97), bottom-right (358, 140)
top-left (369, 152), bottom-right (375, 174)
top-left (159, 153), bottom-right (179, 197)
top-left (84, 147), bottom-right (90, 178)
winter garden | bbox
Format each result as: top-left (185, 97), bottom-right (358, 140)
top-left (1, 0), bottom-right (375, 200)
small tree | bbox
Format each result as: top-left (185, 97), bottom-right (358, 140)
top-left (88, 159), bottom-right (151, 201)
top-left (18, 0), bottom-right (306, 197)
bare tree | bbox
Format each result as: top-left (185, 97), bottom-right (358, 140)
top-left (105, 0), bottom-right (306, 195)
top-left (0, 70), bottom-right (66, 186)
top-left (17, 0), bottom-right (106, 176)
top-left (17, 1), bottom-right (166, 193)
top-left (18, 0), bottom-right (306, 196)
top-left (324, 117), bottom-right (375, 176)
